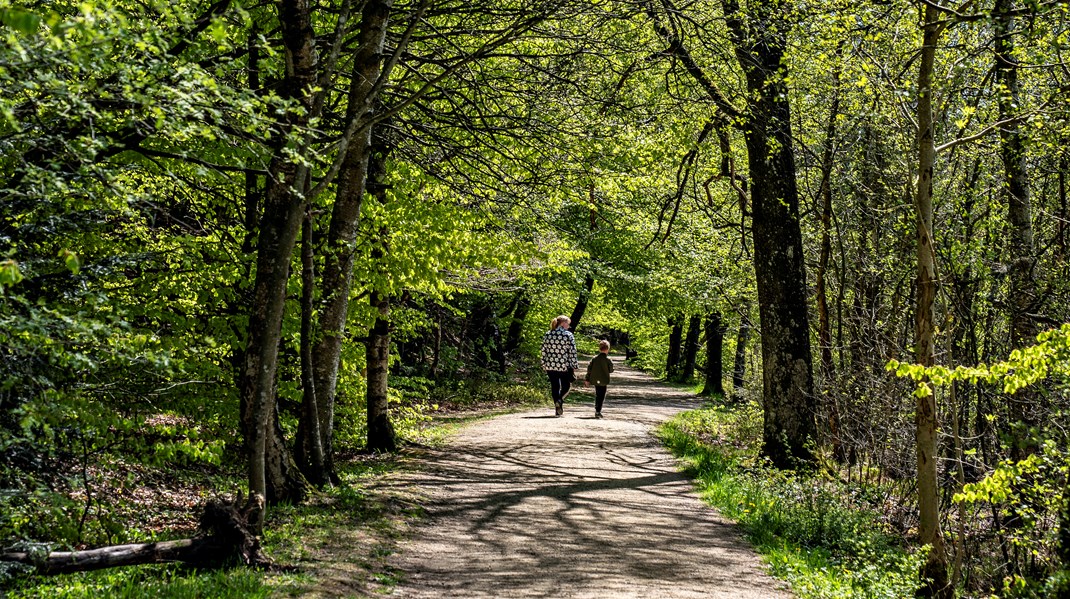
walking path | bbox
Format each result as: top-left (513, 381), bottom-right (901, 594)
top-left (385, 358), bottom-right (792, 598)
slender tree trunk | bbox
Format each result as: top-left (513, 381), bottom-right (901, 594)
top-left (308, 0), bottom-right (394, 480)
top-left (723, 0), bottom-right (816, 468)
top-left (994, 0), bottom-right (1042, 463)
top-left (366, 291), bottom-right (396, 452)
top-left (681, 315), bottom-right (702, 381)
top-left (504, 293), bottom-right (530, 354)
top-left (569, 273), bottom-right (595, 332)
top-left (733, 304), bottom-right (751, 392)
top-left (296, 208), bottom-right (326, 486)
top-left (1058, 154), bottom-right (1067, 262)
top-left (914, 6), bottom-right (952, 596)
top-left (701, 312), bottom-right (725, 396)
top-left (816, 62), bottom-right (842, 383)
top-left (666, 314), bottom-right (684, 380)
top-left (240, 0), bottom-right (318, 533)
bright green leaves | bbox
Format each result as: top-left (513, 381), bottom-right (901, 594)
top-left (0, 258), bottom-right (22, 290)
top-left (887, 323), bottom-right (1070, 396)
top-left (0, 5), bottom-right (41, 34)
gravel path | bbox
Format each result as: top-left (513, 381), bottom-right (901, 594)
top-left (386, 358), bottom-right (793, 598)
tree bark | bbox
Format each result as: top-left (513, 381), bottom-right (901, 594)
top-left (665, 314), bottom-right (684, 380)
top-left (680, 314), bottom-right (702, 381)
top-left (994, 0), bottom-right (1038, 353)
top-left (504, 292), bottom-right (530, 354)
top-left (994, 0), bottom-right (1042, 460)
top-left (723, 0), bottom-right (816, 468)
top-left (914, 6), bottom-right (952, 596)
top-left (239, 0), bottom-right (318, 533)
top-left (569, 273), bottom-right (595, 333)
top-left (701, 311), bottom-right (725, 396)
top-left (733, 303), bottom-right (751, 392)
top-left (308, 0), bottom-right (394, 480)
top-left (296, 208), bottom-right (326, 486)
top-left (816, 61), bottom-right (842, 383)
top-left (366, 291), bottom-right (396, 452)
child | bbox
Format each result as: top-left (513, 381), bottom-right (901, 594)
top-left (584, 339), bottom-right (615, 419)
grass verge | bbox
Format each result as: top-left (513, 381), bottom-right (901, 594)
top-left (658, 404), bottom-right (924, 599)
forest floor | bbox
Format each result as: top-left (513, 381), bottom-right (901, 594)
top-left (333, 358), bottom-right (793, 598)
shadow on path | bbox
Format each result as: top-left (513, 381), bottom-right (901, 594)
top-left (381, 358), bottom-right (792, 599)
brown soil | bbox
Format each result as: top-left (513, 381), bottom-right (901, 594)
top-left (380, 357), bottom-right (793, 598)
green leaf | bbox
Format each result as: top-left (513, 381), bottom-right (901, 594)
top-left (0, 7), bottom-right (41, 34)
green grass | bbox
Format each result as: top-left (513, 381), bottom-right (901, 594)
top-left (658, 405), bottom-right (924, 599)
top-left (2, 564), bottom-right (285, 599)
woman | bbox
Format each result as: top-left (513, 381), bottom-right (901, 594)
top-left (540, 315), bottom-right (579, 417)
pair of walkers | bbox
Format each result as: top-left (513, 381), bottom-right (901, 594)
top-left (540, 315), bottom-right (615, 418)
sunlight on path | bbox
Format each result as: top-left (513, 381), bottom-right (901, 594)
top-left (383, 359), bottom-right (793, 598)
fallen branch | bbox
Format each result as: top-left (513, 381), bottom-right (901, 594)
top-left (1, 495), bottom-right (273, 575)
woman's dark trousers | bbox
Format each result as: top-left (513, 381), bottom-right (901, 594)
top-left (547, 370), bottom-right (571, 406)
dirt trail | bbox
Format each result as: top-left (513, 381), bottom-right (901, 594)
top-left (384, 358), bottom-right (793, 598)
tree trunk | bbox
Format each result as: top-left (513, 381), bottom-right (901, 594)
top-left (723, 0), bottom-right (816, 468)
top-left (296, 208), bottom-right (326, 487)
top-left (701, 312), bottom-right (725, 396)
top-left (733, 303), bottom-right (751, 392)
top-left (308, 0), bottom-right (394, 481)
top-left (665, 314), bottom-right (684, 380)
top-left (504, 292), bottom-right (530, 354)
top-left (914, 6), bottom-right (952, 596)
top-left (994, 0), bottom-right (1038, 352)
top-left (816, 61), bottom-right (842, 384)
top-left (994, 0), bottom-right (1042, 460)
top-left (366, 291), bottom-right (396, 452)
top-left (569, 273), bottom-right (595, 333)
top-left (680, 314), bottom-right (702, 381)
top-left (240, 0), bottom-right (318, 533)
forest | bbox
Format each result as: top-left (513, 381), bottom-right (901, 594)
top-left (1, 0), bottom-right (1069, 597)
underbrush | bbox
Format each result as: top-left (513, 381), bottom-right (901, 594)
top-left (658, 403), bottom-right (924, 599)
top-left (2, 372), bottom-right (541, 597)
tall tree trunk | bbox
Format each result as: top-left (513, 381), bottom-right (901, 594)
top-left (569, 273), bottom-right (595, 332)
top-left (665, 314), bottom-right (684, 380)
top-left (701, 312), bottom-right (725, 396)
top-left (733, 303), bottom-right (751, 392)
top-left (680, 315), bottom-right (702, 381)
top-left (240, 0), bottom-right (318, 533)
top-left (366, 291), bottom-right (396, 452)
top-left (504, 293), bottom-right (530, 354)
top-left (308, 0), bottom-right (394, 480)
top-left (724, 0), bottom-right (816, 468)
top-left (296, 208), bottom-right (326, 486)
top-left (914, 6), bottom-right (952, 596)
top-left (1059, 154), bottom-right (1067, 262)
top-left (364, 123), bottom-right (397, 453)
top-left (816, 61), bottom-right (842, 384)
top-left (994, 0), bottom-right (1038, 352)
top-left (994, 0), bottom-right (1042, 461)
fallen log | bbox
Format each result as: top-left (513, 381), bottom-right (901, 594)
top-left (1, 495), bottom-right (272, 575)
top-left (1, 538), bottom-right (229, 575)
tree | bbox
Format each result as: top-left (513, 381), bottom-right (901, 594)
top-left (912, 3), bottom-right (951, 594)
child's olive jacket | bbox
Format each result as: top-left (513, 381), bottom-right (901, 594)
top-left (584, 353), bottom-right (614, 386)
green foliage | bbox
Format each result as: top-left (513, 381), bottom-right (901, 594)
top-left (659, 404), bottom-right (922, 598)
top-left (3, 565), bottom-right (277, 599)
top-left (887, 324), bottom-right (1070, 398)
